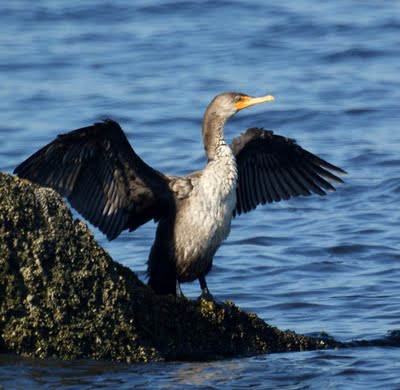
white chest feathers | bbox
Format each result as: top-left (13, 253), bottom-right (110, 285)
top-left (174, 144), bottom-right (238, 279)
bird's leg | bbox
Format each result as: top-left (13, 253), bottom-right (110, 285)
top-left (198, 275), bottom-right (225, 307)
top-left (176, 280), bottom-right (185, 299)
top-left (199, 275), bottom-right (212, 298)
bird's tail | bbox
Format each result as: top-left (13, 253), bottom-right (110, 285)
top-left (148, 273), bottom-right (176, 296)
top-left (147, 248), bottom-right (177, 296)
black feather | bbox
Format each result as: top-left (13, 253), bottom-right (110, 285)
top-left (231, 127), bottom-right (346, 215)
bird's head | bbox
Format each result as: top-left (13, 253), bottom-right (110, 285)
top-left (202, 92), bottom-right (275, 160)
top-left (207, 92), bottom-right (275, 120)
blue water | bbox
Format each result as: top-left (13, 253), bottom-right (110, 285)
top-left (1, 0), bottom-right (400, 388)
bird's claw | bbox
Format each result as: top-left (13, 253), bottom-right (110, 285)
top-left (197, 291), bottom-right (231, 310)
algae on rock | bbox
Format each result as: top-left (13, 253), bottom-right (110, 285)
top-left (0, 171), bottom-right (342, 362)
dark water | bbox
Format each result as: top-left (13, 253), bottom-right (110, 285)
top-left (1, 0), bottom-right (400, 388)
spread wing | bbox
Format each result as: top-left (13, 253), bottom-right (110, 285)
top-left (231, 128), bottom-right (347, 216)
top-left (14, 119), bottom-right (172, 240)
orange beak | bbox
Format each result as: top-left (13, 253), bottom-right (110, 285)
top-left (235, 94), bottom-right (275, 111)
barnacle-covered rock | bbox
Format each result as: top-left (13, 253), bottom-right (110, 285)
top-left (0, 171), bottom-right (342, 362)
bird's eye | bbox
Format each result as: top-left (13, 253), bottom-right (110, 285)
top-left (235, 95), bottom-right (242, 102)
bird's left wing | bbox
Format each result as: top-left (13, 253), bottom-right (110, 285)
top-left (14, 119), bottom-right (173, 240)
top-left (231, 127), bottom-right (346, 216)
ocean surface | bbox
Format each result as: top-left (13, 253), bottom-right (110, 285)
top-left (1, 0), bottom-right (400, 388)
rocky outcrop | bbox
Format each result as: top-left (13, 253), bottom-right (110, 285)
top-left (0, 171), bottom-right (342, 362)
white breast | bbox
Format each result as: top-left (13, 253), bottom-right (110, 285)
top-left (174, 143), bottom-right (238, 280)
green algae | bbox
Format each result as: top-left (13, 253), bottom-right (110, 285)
top-left (0, 171), bottom-right (342, 362)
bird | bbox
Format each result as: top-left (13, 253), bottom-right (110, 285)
top-left (14, 92), bottom-right (346, 301)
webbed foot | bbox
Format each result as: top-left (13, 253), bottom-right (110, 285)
top-left (198, 275), bottom-right (230, 310)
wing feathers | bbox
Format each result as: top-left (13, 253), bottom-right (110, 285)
top-left (261, 170), bottom-right (273, 204)
top-left (232, 128), bottom-right (346, 216)
top-left (14, 119), bottom-right (171, 240)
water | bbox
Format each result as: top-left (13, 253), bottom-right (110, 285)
top-left (1, 0), bottom-right (400, 388)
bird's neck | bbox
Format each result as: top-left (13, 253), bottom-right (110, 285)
top-left (202, 111), bottom-right (228, 162)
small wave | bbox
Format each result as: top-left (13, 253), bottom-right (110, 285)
top-left (326, 244), bottom-right (373, 255)
top-left (344, 107), bottom-right (377, 116)
top-left (323, 48), bottom-right (384, 62)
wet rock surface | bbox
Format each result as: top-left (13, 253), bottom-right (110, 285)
top-left (0, 171), bottom-right (343, 363)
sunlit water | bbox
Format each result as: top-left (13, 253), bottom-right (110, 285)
top-left (1, 0), bottom-right (400, 388)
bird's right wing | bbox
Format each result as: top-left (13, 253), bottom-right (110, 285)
top-left (231, 127), bottom-right (346, 216)
top-left (14, 119), bottom-right (173, 240)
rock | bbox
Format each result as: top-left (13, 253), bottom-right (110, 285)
top-left (0, 171), bottom-right (342, 362)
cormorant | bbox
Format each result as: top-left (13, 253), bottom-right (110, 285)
top-left (14, 92), bottom-right (346, 300)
